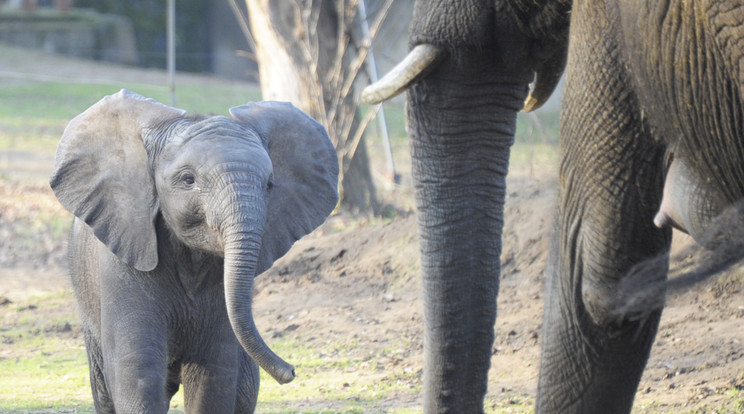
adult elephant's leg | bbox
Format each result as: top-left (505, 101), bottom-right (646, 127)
top-left (536, 1), bottom-right (671, 412)
top-left (407, 47), bottom-right (532, 412)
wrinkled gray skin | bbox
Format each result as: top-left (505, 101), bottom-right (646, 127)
top-left (542, 1), bottom-right (744, 412)
top-left (367, 0), bottom-right (744, 412)
top-left (49, 90), bottom-right (338, 413)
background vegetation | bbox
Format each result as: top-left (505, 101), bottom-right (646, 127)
top-left (74, 0), bottom-right (211, 71)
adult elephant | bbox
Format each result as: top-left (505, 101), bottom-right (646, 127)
top-left (364, 1), bottom-right (571, 411)
top-left (50, 90), bottom-right (338, 412)
top-left (364, 0), bottom-right (744, 413)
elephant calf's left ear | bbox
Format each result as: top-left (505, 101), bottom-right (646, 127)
top-left (50, 89), bottom-right (187, 272)
top-left (230, 102), bottom-right (339, 274)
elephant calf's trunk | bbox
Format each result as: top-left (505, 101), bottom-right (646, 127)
top-left (224, 232), bottom-right (295, 384)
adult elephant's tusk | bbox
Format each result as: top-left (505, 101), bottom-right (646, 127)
top-left (523, 73), bottom-right (558, 112)
top-left (522, 48), bottom-right (567, 112)
top-left (361, 43), bottom-right (446, 105)
top-left (522, 90), bottom-right (544, 113)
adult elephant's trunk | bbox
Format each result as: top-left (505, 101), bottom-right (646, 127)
top-left (221, 185), bottom-right (295, 385)
top-left (406, 47), bottom-right (533, 412)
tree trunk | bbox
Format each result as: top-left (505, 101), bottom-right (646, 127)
top-left (245, 0), bottom-right (378, 213)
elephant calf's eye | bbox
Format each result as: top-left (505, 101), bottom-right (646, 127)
top-left (182, 173), bottom-right (195, 186)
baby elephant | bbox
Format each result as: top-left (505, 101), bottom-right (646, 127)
top-left (50, 90), bottom-right (339, 413)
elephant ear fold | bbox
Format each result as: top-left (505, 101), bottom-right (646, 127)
top-left (230, 102), bottom-right (339, 274)
top-left (49, 89), bottom-right (187, 271)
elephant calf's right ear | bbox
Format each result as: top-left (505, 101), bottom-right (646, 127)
top-left (50, 89), bottom-right (186, 272)
top-left (229, 102), bottom-right (339, 274)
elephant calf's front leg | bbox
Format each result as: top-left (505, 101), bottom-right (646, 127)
top-left (105, 337), bottom-right (170, 412)
top-left (100, 277), bottom-right (170, 413)
top-left (179, 320), bottom-right (251, 413)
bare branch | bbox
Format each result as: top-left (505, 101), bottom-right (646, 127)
top-left (343, 104), bottom-right (382, 174)
top-left (234, 49), bottom-right (257, 61)
top-left (367, 0), bottom-right (395, 41)
top-left (228, 0), bottom-right (257, 53)
top-left (342, 0), bottom-right (395, 101)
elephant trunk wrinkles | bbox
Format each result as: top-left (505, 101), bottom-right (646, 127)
top-left (406, 49), bottom-right (533, 412)
top-left (221, 186), bottom-right (295, 385)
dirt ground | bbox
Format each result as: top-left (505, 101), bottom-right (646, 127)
top-left (1, 48), bottom-right (743, 412)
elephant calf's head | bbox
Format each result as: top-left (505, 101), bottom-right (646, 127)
top-left (147, 115), bottom-right (274, 257)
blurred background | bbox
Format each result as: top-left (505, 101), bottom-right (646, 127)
top-left (0, 0), bottom-right (413, 82)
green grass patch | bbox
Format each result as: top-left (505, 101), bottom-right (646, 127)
top-left (258, 335), bottom-right (421, 412)
top-left (516, 110), bottom-right (560, 145)
top-left (485, 392), bottom-right (534, 414)
top-left (0, 291), bottom-right (90, 412)
top-left (0, 82), bottom-right (263, 155)
top-left (0, 341), bottom-right (91, 411)
top-left (0, 82), bottom-right (262, 121)
top-left (509, 142), bottom-right (559, 175)
top-left (0, 290), bottom-right (421, 412)
top-left (0, 290), bottom-right (189, 413)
